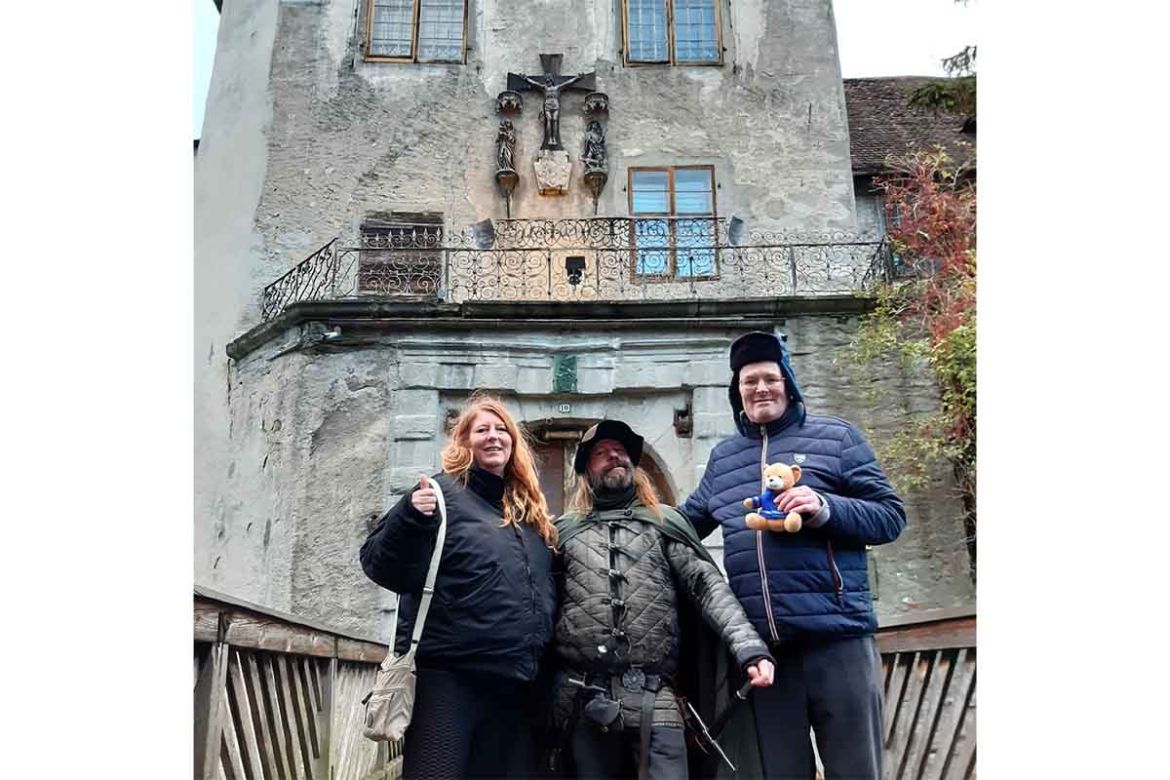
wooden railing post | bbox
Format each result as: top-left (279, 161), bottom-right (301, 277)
top-left (193, 615), bottom-right (229, 780)
top-left (318, 657), bottom-right (336, 779)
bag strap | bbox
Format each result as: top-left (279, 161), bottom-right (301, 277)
top-left (638, 685), bottom-right (654, 780)
top-left (384, 477), bottom-right (449, 669)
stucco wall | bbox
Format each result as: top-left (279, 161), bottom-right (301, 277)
top-left (194, 1), bottom-right (975, 636)
top-left (252, 0), bottom-right (858, 291)
top-left (196, 0), bottom-right (861, 599)
top-left (194, 0), bottom-right (281, 586)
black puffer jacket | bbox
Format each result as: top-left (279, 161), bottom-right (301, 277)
top-left (551, 497), bottom-right (770, 728)
top-left (359, 469), bottom-right (556, 682)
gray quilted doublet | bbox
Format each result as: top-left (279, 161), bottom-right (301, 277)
top-left (551, 506), bottom-right (768, 729)
top-left (556, 511), bottom-right (679, 671)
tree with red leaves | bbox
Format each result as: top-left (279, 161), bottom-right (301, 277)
top-left (849, 147), bottom-right (976, 575)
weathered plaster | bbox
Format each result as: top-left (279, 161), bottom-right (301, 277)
top-left (195, 0), bottom-right (970, 635)
top-left (208, 315), bottom-right (972, 639)
top-left (194, 0), bottom-right (281, 592)
top-left (249, 0), bottom-right (857, 293)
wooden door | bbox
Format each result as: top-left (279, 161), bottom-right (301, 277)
top-left (533, 440), bottom-right (566, 516)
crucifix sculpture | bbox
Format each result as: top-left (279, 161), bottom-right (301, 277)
top-left (507, 54), bottom-right (596, 151)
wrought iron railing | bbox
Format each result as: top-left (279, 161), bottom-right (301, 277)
top-left (261, 218), bottom-right (890, 321)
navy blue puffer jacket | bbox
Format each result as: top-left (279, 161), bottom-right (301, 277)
top-left (682, 359), bottom-right (906, 642)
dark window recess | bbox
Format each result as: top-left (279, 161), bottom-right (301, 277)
top-left (444, 407), bottom-right (460, 433)
top-left (358, 212), bottom-right (444, 295)
top-left (565, 256), bottom-right (586, 286)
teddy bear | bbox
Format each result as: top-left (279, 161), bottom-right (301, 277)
top-left (744, 462), bottom-right (804, 533)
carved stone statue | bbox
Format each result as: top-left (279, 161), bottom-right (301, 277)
top-left (519, 72), bottom-right (584, 151)
top-left (507, 54), bottom-right (596, 151)
top-left (583, 92), bottom-right (609, 115)
top-left (504, 54), bottom-right (599, 196)
top-left (496, 119), bottom-right (516, 172)
top-left (582, 120), bottom-right (606, 172)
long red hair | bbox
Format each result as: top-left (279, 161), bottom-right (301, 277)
top-left (441, 393), bottom-right (557, 547)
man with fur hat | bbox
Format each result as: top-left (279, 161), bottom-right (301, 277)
top-left (682, 331), bottom-right (906, 779)
top-left (548, 420), bottom-right (775, 779)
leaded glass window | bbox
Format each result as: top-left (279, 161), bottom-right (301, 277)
top-left (631, 169), bottom-right (672, 275)
top-left (624, 0), bottom-right (721, 65)
top-left (629, 166), bottom-right (718, 279)
top-left (417, 0), bottom-right (465, 62)
top-left (673, 0), bottom-right (720, 63)
top-left (366, 0), bottom-right (466, 63)
top-left (673, 168), bottom-right (716, 277)
top-left (626, 0), bottom-right (670, 64)
top-left (369, 0), bottom-right (414, 58)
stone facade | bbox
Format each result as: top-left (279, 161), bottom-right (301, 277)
top-left (195, 0), bottom-right (974, 642)
top-left (200, 0), bottom-right (858, 319)
top-left (205, 306), bottom-right (973, 641)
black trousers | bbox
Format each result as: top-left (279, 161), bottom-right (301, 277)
top-left (751, 635), bottom-right (884, 780)
top-left (402, 666), bottom-right (533, 779)
top-left (569, 723), bottom-right (687, 780)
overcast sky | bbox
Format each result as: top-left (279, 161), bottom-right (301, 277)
top-left (193, 0), bottom-right (977, 138)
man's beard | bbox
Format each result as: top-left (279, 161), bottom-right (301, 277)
top-left (591, 461), bottom-right (633, 492)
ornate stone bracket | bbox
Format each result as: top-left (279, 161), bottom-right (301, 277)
top-left (496, 90), bottom-right (523, 114)
top-left (582, 92), bottom-right (609, 116)
top-left (496, 169), bottom-right (519, 217)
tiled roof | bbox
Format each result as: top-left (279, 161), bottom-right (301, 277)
top-left (844, 77), bottom-right (976, 175)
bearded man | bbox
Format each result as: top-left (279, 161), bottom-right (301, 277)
top-left (548, 420), bottom-right (774, 780)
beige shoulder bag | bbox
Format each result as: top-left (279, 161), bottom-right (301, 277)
top-left (362, 479), bottom-right (448, 742)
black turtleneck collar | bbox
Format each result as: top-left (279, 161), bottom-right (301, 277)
top-left (467, 467), bottom-right (506, 510)
top-left (593, 482), bottom-right (636, 511)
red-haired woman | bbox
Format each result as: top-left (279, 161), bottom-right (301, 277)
top-left (360, 393), bottom-right (557, 779)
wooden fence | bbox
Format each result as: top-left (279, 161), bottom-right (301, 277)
top-left (195, 588), bottom-right (974, 780)
top-left (876, 607), bottom-right (977, 780)
top-left (193, 587), bottom-right (401, 780)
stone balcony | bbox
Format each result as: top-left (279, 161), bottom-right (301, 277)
top-left (259, 217), bottom-right (890, 322)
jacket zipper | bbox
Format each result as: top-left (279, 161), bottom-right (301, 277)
top-left (512, 524), bottom-right (539, 676)
top-left (757, 425), bottom-right (781, 641)
top-left (826, 541), bottom-right (845, 606)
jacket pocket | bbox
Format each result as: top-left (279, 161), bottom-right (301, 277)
top-left (826, 542), bottom-right (844, 606)
top-left (450, 565), bottom-right (504, 608)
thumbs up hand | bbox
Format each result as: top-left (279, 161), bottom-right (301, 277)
top-left (411, 475), bottom-right (437, 516)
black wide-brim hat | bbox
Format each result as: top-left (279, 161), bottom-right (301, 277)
top-left (573, 420), bottom-right (644, 474)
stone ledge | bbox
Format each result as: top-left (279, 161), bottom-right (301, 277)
top-left (228, 296), bottom-right (875, 360)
